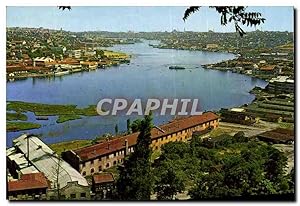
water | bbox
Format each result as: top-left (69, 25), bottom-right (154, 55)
top-left (6, 40), bottom-right (267, 147)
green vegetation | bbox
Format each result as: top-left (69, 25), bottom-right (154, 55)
top-left (56, 114), bottom-right (82, 124)
top-left (7, 101), bottom-right (98, 116)
top-left (152, 133), bottom-right (293, 200)
top-left (117, 113), bottom-right (154, 200)
top-left (49, 139), bottom-right (93, 155)
top-left (7, 121), bottom-right (41, 132)
top-left (6, 112), bottom-right (27, 121)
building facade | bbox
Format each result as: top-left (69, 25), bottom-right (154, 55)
top-left (62, 112), bottom-right (219, 177)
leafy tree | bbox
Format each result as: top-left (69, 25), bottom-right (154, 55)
top-left (154, 162), bottom-right (185, 200)
top-left (264, 147), bottom-right (287, 183)
top-left (183, 6), bottom-right (266, 37)
top-left (116, 113), bottom-right (153, 200)
top-left (130, 119), bottom-right (142, 133)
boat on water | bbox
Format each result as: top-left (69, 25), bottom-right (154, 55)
top-left (36, 116), bottom-right (49, 120)
top-left (169, 66), bottom-right (186, 70)
top-left (54, 70), bottom-right (69, 76)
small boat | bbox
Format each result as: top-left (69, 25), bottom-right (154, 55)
top-left (54, 70), bottom-right (69, 76)
top-left (169, 66), bottom-right (186, 70)
top-left (36, 116), bottom-right (49, 120)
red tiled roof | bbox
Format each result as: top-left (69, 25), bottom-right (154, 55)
top-left (8, 173), bottom-right (49, 192)
top-left (74, 112), bottom-right (219, 161)
top-left (93, 173), bottom-right (114, 184)
top-left (260, 65), bottom-right (276, 71)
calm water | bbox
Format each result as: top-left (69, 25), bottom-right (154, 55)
top-left (6, 41), bottom-right (267, 146)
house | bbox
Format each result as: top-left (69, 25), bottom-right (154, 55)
top-left (92, 173), bottom-right (115, 200)
top-left (206, 44), bottom-right (218, 49)
top-left (62, 112), bottom-right (219, 177)
top-left (33, 57), bottom-right (55, 67)
top-left (7, 173), bottom-right (49, 200)
top-left (7, 134), bottom-right (91, 200)
top-left (69, 50), bottom-right (82, 59)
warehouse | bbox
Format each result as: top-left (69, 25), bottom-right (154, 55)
top-left (7, 134), bottom-right (91, 200)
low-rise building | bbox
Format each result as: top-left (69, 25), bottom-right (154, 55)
top-left (62, 112), bottom-right (219, 177)
top-left (266, 76), bottom-right (294, 94)
top-left (7, 134), bottom-right (91, 200)
top-left (92, 173), bottom-right (115, 200)
top-left (8, 173), bottom-right (49, 200)
top-left (69, 50), bottom-right (82, 59)
top-left (257, 128), bottom-right (294, 144)
top-left (33, 57), bottom-right (55, 67)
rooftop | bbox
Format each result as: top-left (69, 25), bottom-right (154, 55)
top-left (8, 173), bottom-right (49, 192)
top-left (74, 112), bottom-right (219, 161)
top-left (10, 134), bottom-right (89, 189)
top-left (257, 128), bottom-right (294, 143)
top-left (93, 173), bottom-right (114, 184)
top-left (269, 76), bottom-right (294, 83)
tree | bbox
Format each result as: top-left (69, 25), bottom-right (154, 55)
top-left (183, 6), bottom-right (265, 37)
top-left (116, 113), bottom-right (154, 200)
top-left (126, 118), bottom-right (131, 134)
top-left (154, 162), bottom-right (185, 200)
top-left (114, 124), bottom-right (119, 135)
top-left (130, 119), bottom-right (142, 133)
top-left (264, 147), bottom-right (287, 183)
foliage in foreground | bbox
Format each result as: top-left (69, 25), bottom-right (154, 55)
top-left (116, 113), bottom-right (154, 200)
top-left (154, 133), bottom-right (293, 200)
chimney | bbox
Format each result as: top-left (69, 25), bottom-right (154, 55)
top-left (124, 139), bottom-right (129, 156)
top-left (107, 142), bottom-right (111, 150)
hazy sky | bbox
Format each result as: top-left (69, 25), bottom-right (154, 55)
top-left (6, 6), bottom-right (294, 32)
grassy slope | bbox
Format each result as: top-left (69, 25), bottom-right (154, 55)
top-left (49, 139), bottom-right (93, 155)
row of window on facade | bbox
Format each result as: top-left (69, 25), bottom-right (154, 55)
top-left (82, 158), bottom-right (124, 176)
top-left (81, 146), bottom-right (135, 168)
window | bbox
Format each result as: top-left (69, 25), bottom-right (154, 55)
top-left (70, 194), bottom-right (76, 199)
top-left (113, 161), bottom-right (117, 165)
top-left (91, 168), bottom-right (95, 174)
top-left (98, 166), bottom-right (102, 171)
top-left (91, 159), bottom-right (94, 165)
top-left (114, 153), bottom-right (117, 157)
top-left (80, 193), bottom-right (86, 198)
top-left (106, 163), bottom-right (110, 168)
top-left (82, 171), bottom-right (86, 176)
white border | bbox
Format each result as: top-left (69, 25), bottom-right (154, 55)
top-left (1, 0), bottom-right (298, 206)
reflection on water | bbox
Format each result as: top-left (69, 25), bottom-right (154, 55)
top-left (6, 41), bottom-right (267, 146)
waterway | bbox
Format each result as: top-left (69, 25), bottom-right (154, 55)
top-left (6, 40), bottom-right (267, 147)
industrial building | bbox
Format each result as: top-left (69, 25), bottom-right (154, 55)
top-left (7, 134), bottom-right (91, 200)
top-left (266, 76), bottom-right (294, 94)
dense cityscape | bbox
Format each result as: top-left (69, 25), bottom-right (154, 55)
top-left (6, 7), bottom-right (295, 201)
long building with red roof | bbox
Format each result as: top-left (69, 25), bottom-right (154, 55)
top-left (62, 112), bottom-right (219, 177)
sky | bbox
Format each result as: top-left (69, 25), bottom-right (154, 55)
top-left (6, 6), bottom-right (294, 32)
